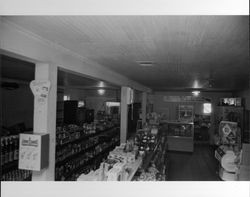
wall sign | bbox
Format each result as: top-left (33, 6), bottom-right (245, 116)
top-left (30, 80), bottom-right (51, 106)
top-left (19, 133), bottom-right (49, 171)
top-left (219, 121), bottom-right (239, 145)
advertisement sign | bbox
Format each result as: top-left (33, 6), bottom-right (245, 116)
top-left (19, 133), bottom-right (49, 171)
top-left (30, 80), bottom-right (51, 107)
top-left (219, 121), bottom-right (239, 145)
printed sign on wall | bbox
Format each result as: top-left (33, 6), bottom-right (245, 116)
top-left (19, 133), bottom-right (49, 171)
top-left (30, 80), bottom-right (51, 106)
top-left (19, 134), bottom-right (41, 171)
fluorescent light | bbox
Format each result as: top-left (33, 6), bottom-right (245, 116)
top-left (137, 61), bottom-right (155, 67)
top-left (192, 91), bottom-right (200, 96)
top-left (106, 102), bottom-right (120, 107)
top-left (193, 80), bottom-right (199, 89)
top-left (98, 89), bottom-right (105, 95)
top-left (98, 81), bottom-right (105, 87)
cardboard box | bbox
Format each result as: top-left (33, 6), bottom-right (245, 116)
top-left (18, 133), bottom-right (49, 171)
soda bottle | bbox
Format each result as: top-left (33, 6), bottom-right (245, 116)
top-left (4, 137), bottom-right (9, 164)
top-left (1, 138), bottom-right (5, 166)
top-left (9, 136), bottom-right (14, 162)
top-left (14, 136), bottom-right (19, 161)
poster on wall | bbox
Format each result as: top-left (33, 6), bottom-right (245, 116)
top-left (30, 80), bottom-right (51, 106)
top-left (219, 121), bottom-right (240, 145)
top-left (179, 105), bottom-right (194, 121)
top-left (19, 133), bottom-right (49, 171)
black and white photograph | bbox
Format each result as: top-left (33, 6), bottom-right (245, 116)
top-left (0, 1), bottom-right (249, 197)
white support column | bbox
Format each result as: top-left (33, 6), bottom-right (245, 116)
top-left (32, 63), bottom-right (57, 181)
top-left (120, 87), bottom-right (129, 144)
top-left (142, 92), bottom-right (147, 125)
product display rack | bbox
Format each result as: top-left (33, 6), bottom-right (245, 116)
top-left (55, 125), bottom-right (120, 181)
top-left (164, 121), bottom-right (194, 152)
top-left (64, 142), bottom-right (119, 181)
top-left (1, 135), bottom-right (32, 181)
top-left (133, 126), bottom-right (169, 181)
top-left (2, 160), bottom-right (18, 173)
top-left (56, 101), bottom-right (64, 125)
top-left (140, 140), bottom-right (161, 170)
top-left (127, 157), bottom-right (143, 181)
top-left (151, 133), bottom-right (168, 179)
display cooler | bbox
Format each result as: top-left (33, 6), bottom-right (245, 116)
top-left (164, 121), bottom-right (194, 152)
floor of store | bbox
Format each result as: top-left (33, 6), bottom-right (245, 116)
top-left (168, 144), bottom-right (220, 181)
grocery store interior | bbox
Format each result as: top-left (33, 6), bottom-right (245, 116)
top-left (1, 16), bottom-right (249, 182)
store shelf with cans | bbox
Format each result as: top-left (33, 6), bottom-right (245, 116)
top-left (1, 135), bottom-right (32, 181)
top-left (56, 122), bottom-right (119, 147)
top-left (55, 122), bottom-right (120, 181)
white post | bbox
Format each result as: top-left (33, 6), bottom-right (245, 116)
top-left (142, 92), bottom-right (147, 124)
top-left (32, 63), bottom-right (57, 181)
top-left (120, 87), bottom-right (129, 143)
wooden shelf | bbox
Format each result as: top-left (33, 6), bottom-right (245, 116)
top-left (141, 142), bottom-right (160, 170)
top-left (23, 175), bottom-right (32, 181)
top-left (1, 160), bottom-right (18, 174)
top-left (56, 126), bottom-right (119, 148)
top-left (167, 136), bottom-right (193, 139)
top-left (62, 141), bottom-right (119, 181)
top-left (56, 141), bottom-right (101, 166)
top-left (56, 133), bottom-right (120, 167)
top-left (127, 157), bottom-right (143, 181)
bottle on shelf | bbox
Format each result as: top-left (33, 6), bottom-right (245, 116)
top-left (1, 138), bottom-right (5, 166)
top-left (5, 137), bottom-right (9, 165)
top-left (13, 136), bottom-right (19, 161)
top-left (8, 136), bottom-right (14, 163)
top-left (1, 169), bottom-right (32, 181)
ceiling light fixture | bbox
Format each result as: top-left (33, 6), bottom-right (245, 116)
top-left (98, 81), bottom-right (105, 87)
top-left (193, 80), bottom-right (199, 89)
top-left (137, 61), bottom-right (155, 67)
top-left (192, 90), bottom-right (200, 96)
top-left (98, 89), bottom-right (105, 95)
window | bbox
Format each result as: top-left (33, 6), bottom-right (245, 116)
top-left (203, 103), bottom-right (212, 114)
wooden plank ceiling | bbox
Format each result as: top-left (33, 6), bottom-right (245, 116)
top-left (4, 16), bottom-right (250, 91)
